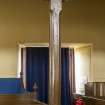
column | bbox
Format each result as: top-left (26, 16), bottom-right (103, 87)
top-left (49, 1), bottom-right (62, 105)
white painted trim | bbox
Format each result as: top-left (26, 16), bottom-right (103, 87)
top-left (19, 42), bottom-right (92, 48)
top-left (17, 45), bottom-right (21, 78)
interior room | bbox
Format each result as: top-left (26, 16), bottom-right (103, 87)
top-left (0, 0), bottom-right (105, 105)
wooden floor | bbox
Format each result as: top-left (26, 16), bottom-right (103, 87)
top-left (0, 93), bottom-right (46, 105)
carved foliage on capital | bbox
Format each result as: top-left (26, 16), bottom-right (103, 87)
top-left (51, 0), bottom-right (62, 13)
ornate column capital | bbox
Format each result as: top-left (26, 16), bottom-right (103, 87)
top-left (50, 0), bottom-right (62, 13)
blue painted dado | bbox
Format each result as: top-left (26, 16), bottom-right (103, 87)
top-left (0, 78), bottom-right (24, 94)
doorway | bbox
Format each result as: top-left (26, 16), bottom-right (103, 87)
top-left (18, 45), bottom-right (75, 105)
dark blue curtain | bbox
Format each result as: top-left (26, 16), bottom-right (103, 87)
top-left (26, 47), bottom-right (71, 105)
top-left (26, 47), bottom-right (48, 103)
top-left (61, 48), bottom-right (71, 105)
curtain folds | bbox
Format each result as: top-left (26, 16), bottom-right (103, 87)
top-left (26, 47), bottom-right (48, 103)
top-left (69, 48), bottom-right (75, 104)
top-left (25, 47), bottom-right (75, 105)
top-left (61, 48), bottom-right (71, 105)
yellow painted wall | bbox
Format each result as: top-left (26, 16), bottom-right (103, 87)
top-left (0, 44), bottom-right (17, 77)
top-left (92, 48), bottom-right (105, 82)
top-left (0, 0), bottom-right (105, 79)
